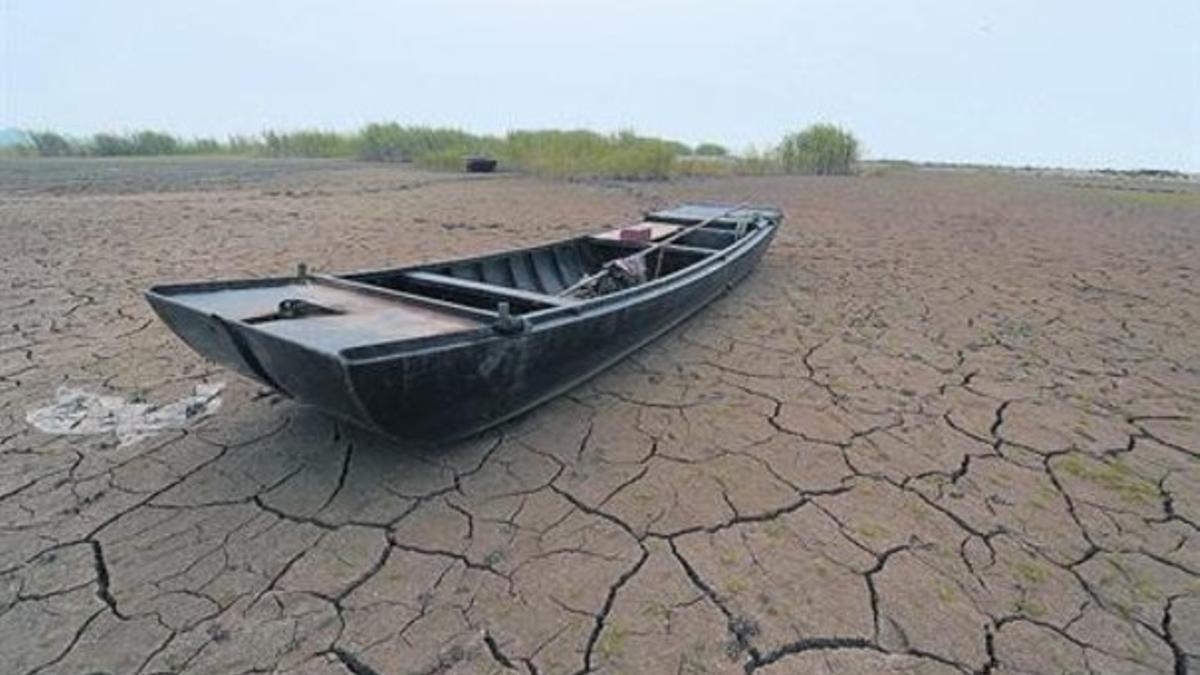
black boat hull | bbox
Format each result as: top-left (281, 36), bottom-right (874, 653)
top-left (346, 225), bottom-right (774, 439)
top-left (146, 204), bottom-right (779, 441)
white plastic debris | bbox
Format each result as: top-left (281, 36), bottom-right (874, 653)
top-left (26, 382), bottom-right (224, 446)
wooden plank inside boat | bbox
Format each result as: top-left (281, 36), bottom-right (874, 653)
top-left (162, 278), bottom-right (482, 351)
top-left (590, 222), bottom-right (682, 242)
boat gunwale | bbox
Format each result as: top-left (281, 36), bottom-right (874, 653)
top-left (144, 206), bottom-right (779, 366)
top-left (333, 201), bottom-right (781, 281)
top-left (338, 217), bottom-right (777, 363)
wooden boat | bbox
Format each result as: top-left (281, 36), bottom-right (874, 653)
top-left (145, 203), bottom-right (782, 441)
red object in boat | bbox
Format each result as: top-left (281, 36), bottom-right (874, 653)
top-left (619, 227), bottom-right (652, 242)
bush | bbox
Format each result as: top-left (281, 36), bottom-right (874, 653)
top-left (187, 138), bottom-right (223, 154)
top-left (694, 142), bottom-right (728, 157)
top-left (261, 130), bottom-right (354, 158)
top-left (357, 123), bottom-right (484, 162)
top-left (503, 129), bottom-right (677, 179)
top-left (227, 134), bottom-right (263, 154)
top-left (733, 145), bottom-right (783, 175)
top-left (662, 139), bottom-right (692, 156)
top-left (91, 133), bottom-right (134, 156)
top-left (130, 130), bottom-right (178, 155)
top-left (30, 131), bottom-right (75, 157)
top-left (778, 124), bottom-right (860, 175)
top-left (88, 130), bottom-right (182, 156)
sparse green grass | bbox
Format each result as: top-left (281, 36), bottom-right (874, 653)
top-left (854, 522), bottom-right (889, 541)
top-left (860, 159), bottom-right (919, 178)
top-left (641, 602), bottom-right (670, 620)
top-left (596, 622), bottom-right (629, 660)
top-left (724, 577), bottom-right (749, 595)
top-left (1015, 597), bottom-right (1046, 617)
top-left (1097, 188), bottom-right (1200, 209)
top-left (762, 519), bottom-right (788, 539)
top-left (1014, 559), bottom-right (1050, 585)
top-left (1050, 179), bottom-right (1200, 212)
top-left (1057, 456), bottom-right (1158, 503)
top-left (992, 316), bottom-right (1037, 342)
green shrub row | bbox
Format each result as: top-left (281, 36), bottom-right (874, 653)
top-left (7, 125), bottom-right (860, 177)
top-left (16, 130), bottom-right (235, 158)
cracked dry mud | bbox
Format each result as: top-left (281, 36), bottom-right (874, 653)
top-left (1, 157), bottom-right (1197, 675)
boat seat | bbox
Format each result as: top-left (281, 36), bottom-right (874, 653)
top-left (674, 228), bottom-right (736, 250)
top-left (587, 236), bottom-right (722, 258)
top-left (403, 271), bottom-right (577, 308)
top-left (662, 243), bottom-right (718, 256)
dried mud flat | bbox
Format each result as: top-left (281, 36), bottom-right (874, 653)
top-left (1, 157), bottom-right (1198, 675)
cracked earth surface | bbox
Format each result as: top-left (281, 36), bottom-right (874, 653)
top-left (1, 157), bottom-right (1197, 674)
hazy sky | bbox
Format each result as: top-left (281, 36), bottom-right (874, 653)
top-left (3, 0), bottom-right (1198, 169)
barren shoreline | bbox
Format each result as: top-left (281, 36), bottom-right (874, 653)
top-left (1, 159), bottom-right (1196, 674)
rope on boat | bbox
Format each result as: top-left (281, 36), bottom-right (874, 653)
top-left (558, 202), bottom-right (751, 299)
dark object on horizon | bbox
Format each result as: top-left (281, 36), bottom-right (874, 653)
top-left (145, 203), bottom-right (782, 441)
top-left (465, 156), bottom-right (498, 173)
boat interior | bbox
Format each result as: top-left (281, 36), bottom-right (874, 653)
top-left (342, 217), bottom-right (756, 315)
top-left (150, 208), bottom-right (769, 353)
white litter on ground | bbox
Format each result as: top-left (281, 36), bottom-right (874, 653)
top-left (26, 382), bottom-right (225, 446)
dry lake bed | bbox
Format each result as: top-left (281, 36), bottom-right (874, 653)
top-left (1, 157), bottom-right (1198, 674)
